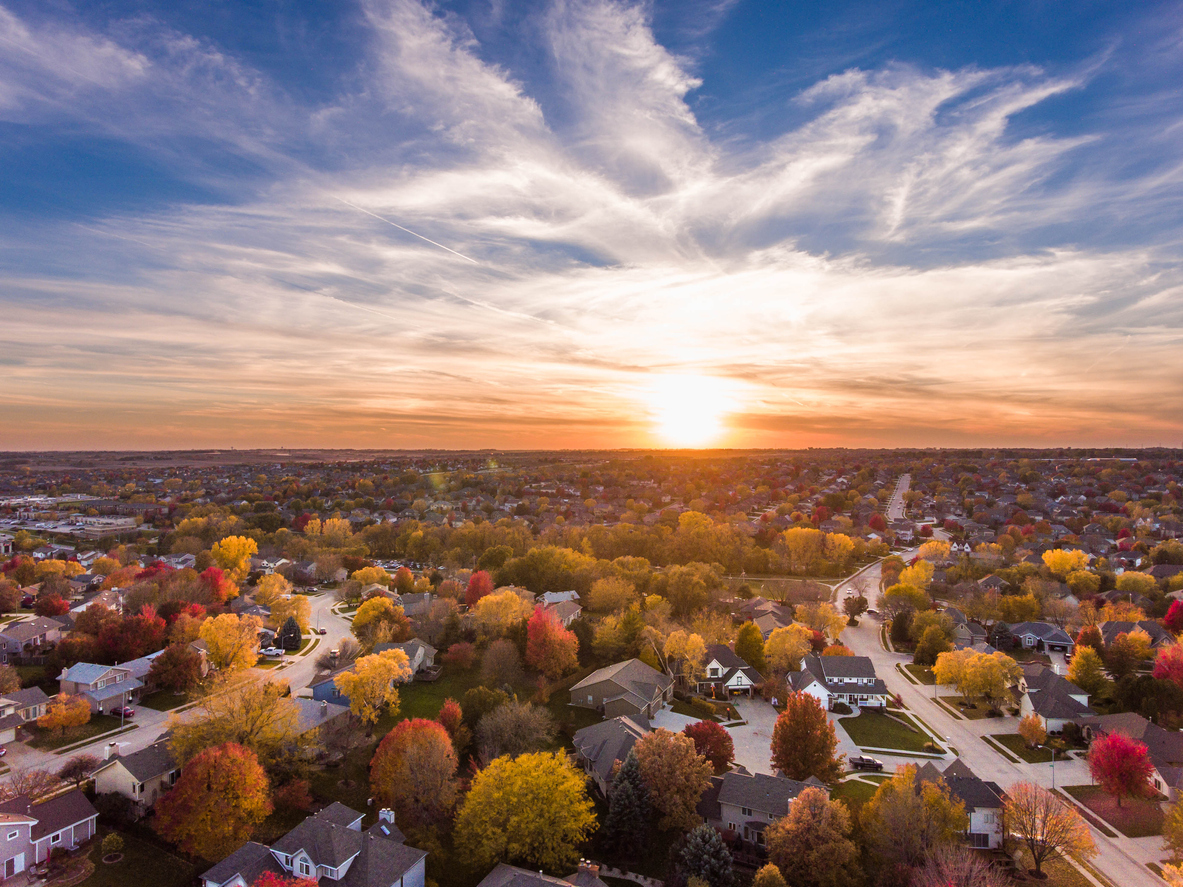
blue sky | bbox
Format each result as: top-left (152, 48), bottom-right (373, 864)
top-left (1, 0), bottom-right (1181, 449)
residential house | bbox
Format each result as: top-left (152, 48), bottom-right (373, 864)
top-left (993, 621), bottom-right (1074, 654)
top-left (92, 739), bottom-right (180, 813)
top-left (0, 618), bottom-right (64, 664)
top-left (539, 591), bottom-right (580, 606)
top-left (0, 789), bottom-right (99, 879)
top-left (1099, 620), bottom-right (1172, 649)
top-left (789, 654), bottom-right (888, 710)
top-left (57, 662), bottom-right (143, 714)
top-left (373, 639), bottom-right (437, 676)
top-left (200, 804), bottom-right (426, 887)
top-left (569, 659), bottom-right (674, 720)
top-left (1019, 664), bottom-right (1093, 732)
top-left (397, 593), bottom-right (436, 619)
top-left (476, 861), bottom-right (609, 887)
top-left (0, 534), bottom-right (12, 557)
top-left (1075, 712), bottom-right (1183, 800)
top-left (698, 771), bottom-right (823, 849)
top-left (0, 688), bottom-right (50, 744)
top-left (572, 715), bottom-right (650, 796)
top-left (916, 760), bottom-right (1005, 849)
top-left (310, 666), bottom-right (351, 705)
top-left (943, 608), bottom-right (987, 649)
top-left (544, 599), bottom-right (583, 628)
top-left (293, 698), bottom-right (351, 738)
top-left (696, 645), bottom-right (761, 697)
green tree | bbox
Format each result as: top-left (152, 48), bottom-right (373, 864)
top-left (454, 751), bottom-right (596, 873)
top-left (735, 622), bottom-right (767, 673)
top-left (677, 824), bottom-right (734, 887)
top-left (604, 751), bottom-right (650, 858)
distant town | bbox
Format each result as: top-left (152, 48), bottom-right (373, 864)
top-left (0, 448), bottom-right (1179, 887)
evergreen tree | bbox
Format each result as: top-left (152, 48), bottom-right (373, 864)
top-left (677, 824), bottom-right (734, 887)
top-left (605, 750), bottom-right (650, 857)
top-left (278, 616), bottom-right (302, 651)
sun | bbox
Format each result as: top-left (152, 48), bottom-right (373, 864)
top-left (644, 375), bottom-right (737, 447)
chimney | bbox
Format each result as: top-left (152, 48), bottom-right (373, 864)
top-left (378, 808), bottom-right (395, 825)
top-left (320, 700), bottom-right (328, 718)
top-left (578, 860), bottom-right (600, 876)
top-left (105, 741), bottom-right (119, 761)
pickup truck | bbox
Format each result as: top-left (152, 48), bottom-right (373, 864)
top-left (849, 755), bottom-right (884, 772)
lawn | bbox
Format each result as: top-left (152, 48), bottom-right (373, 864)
top-left (840, 710), bottom-right (943, 754)
top-left (989, 733), bottom-right (1053, 763)
top-left (307, 744), bottom-right (376, 820)
top-left (905, 663), bottom-right (936, 685)
top-left (78, 827), bottom-right (199, 887)
top-left (939, 696), bottom-right (1001, 720)
top-left (1062, 784), bottom-right (1164, 838)
top-left (28, 714), bottom-right (126, 750)
top-left (1012, 847), bottom-right (1097, 887)
top-left (831, 779), bottom-right (878, 815)
top-left (138, 689), bottom-right (190, 711)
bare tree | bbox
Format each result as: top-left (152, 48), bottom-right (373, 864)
top-left (57, 755), bottom-right (101, 788)
top-left (912, 846), bottom-right (1009, 887)
top-left (475, 700), bottom-right (556, 764)
top-left (1004, 782), bottom-right (1096, 877)
top-left (480, 639), bottom-right (523, 689)
top-left (2, 767), bottom-right (62, 802)
top-left (316, 637), bottom-right (360, 672)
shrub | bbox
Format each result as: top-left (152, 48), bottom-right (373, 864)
top-left (93, 792), bottom-right (136, 827)
top-left (101, 833), bottom-right (124, 856)
top-left (831, 701), bottom-right (852, 715)
top-left (442, 642), bottom-right (475, 670)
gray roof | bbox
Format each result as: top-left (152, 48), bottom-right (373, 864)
top-left (84, 677), bottom-right (144, 702)
top-left (931, 760), bottom-right (1005, 811)
top-left (1, 617), bottom-right (63, 643)
top-left (336, 833), bottom-right (426, 887)
top-left (1006, 622), bottom-right (1074, 646)
top-left (716, 771), bottom-right (815, 816)
top-left (59, 662), bottom-right (123, 685)
top-left (317, 802), bottom-right (365, 829)
top-left (571, 659), bottom-right (673, 703)
top-left (3, 687), bottom-right (49, 709)
top-left (477, 864), bottom-right (576, 887)
top-left (572, 716), bottom-right (650, 783)
top-left (271, 813), bottom-right (366, 868)
top-left (1099, 620), bottom-right (1171, 647)
top-left (293, 697), bottom-right (350, 734)
top-left (816, 655), bottom-right (878, 680)
top-left (200, 842), bottom-right (282, 887)
top-left (0, 790), bottom-right (98, 841)
top-left (94, 739), bottom-right (175, 782)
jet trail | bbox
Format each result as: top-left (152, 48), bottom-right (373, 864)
top-left (335, 198), bottom-right (479, 264)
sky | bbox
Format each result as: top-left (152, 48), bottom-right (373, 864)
top-left (2, 0), bottom-right (1182, 451)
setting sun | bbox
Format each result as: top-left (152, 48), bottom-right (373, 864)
top-left (644, 375), bottom-right (738, 447)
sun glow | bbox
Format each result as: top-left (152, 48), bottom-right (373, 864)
top-left (644, 375), bottom-right (739, 447)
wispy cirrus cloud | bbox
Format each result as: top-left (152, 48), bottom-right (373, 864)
top-left (1, 0), bottom-right (1181, 449)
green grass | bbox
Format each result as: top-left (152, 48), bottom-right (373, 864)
top-left (138, 690), bottom-right (190, 711)
top-left (79, 827), bottom-right (199, 887)
top-left (990, 733), bottom-right (1053, 763)
top-left (16, 664), bottom-right (51, 689)
top-left (905, 663), bottom-right (936, 684)
top-left (831, 779), bottom-right (878, 814)
top-left (28, 714), bottom-right (125, 750)
top-left (1062, 784), bottom-right (1164, 838)
top-left (840, 710), bottom-right (943, 753)
top-left (307, 744), bottom-right (376, 821)
top-left (939, 696), bottom-right (999, 720)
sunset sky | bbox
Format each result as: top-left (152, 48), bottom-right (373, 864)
top-left (2, 0), bottom-right (1182, 450)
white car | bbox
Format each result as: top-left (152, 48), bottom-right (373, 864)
top-left (262, 646), bottom-right (285, 657)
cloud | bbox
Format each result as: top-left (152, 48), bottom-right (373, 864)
top-left (0, 0), bottom-right (1181, 449)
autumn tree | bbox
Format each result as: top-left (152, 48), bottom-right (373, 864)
top-left (683, 720), bottom-right (735, 774)
top-left (734, 622), bottom-right (767, 673)
top-left (0, 665), bottom-right (20, 695)
top-left (254, 573), bottom-right (292, 608)
top-left (766, 786), bottom-right (860, 887)
top-left (252, 875), bottom-right (318, 887)
top-left (911, 845), bottom-right (1010, 887)
top-left (1043, 549), bottom-right (1089, 579)
top-left (1088, 732), bottom-right (1155, 807)
top-left (914, 625), bottom-right (953, 666)
top-left (879, 583), bottom-right (930, 620)
top-left (34, 594), bottom-right (70, 617)
top-left (370, 718), bottom-right (459, 832)
top-left (155, 742), bottom-right (272, 860)
top-left (795, 602), bottom-right (846, 640)
top-left (56, 754), bottom-right (100, 788)
top-left (604, 750), bottom-right (650, 858)
top-left (210, 536), bottom-right (257, 583)
top-left (454, 751), bottom-right (595, 872)
top-left (634, 728), bottom-right (713, 831)
top-left (1156, 643), bottom-right (1183, 691)
top-left (38, 694), bottom-right (90, 735)
top-left (465, 570), bottom-right (495, 608)
top-left (770, 691), bottom-right (842, 782)
top-left (350, 597), bottom-right (411, 650)
top-left (334, 648), bottom-right (412, 733)
top-left (1018, 713), bottom-right (1047, 749)
top-left (765, 624), bottom-right (812, 673)
top-left (525, 606), bottom-right (579, 679)
top-left (861, 766), bottom-right (968, 868)
top-left (676, 824), bottom-right (734, 887)
top-left (751, 865), bottom-right (788, 887)
top-left (1004, 782), bottom-right (1096, 876)
top-left (199, 613), bottom-right (261, 671)
top-left (270, 596), bottom-right (311, 636)
top-left (472, 589), bottom-right (533, 637)
top-left (169, 678), bottom-right (304, 776)
top-left (475, 700), bottom-right (556, 763)
top-left (782, 528), bottom-right (825, 573)
top-left (1067, 646), bottom-right (1107, 697)
top-left (587, 577), bottom-right (637, 613)
top-left (481, 638), bottom-right (523, 687)
top-left (842, 595), bottom-right (868, 624)
top-left (664, 630), bottom-right (707, 681)
top-left (148, 644), bottom-right (204, 694)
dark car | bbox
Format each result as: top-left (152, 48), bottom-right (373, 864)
top-left (113, 706), bottom-right (135, 719)
top-left (850, 755), bottom-right (884, 772)
top-left (20, 596), bottom-right (34, 609)
top-left (317, 627), bottom-right (327, 635)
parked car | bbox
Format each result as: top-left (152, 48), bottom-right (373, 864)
top-left (0, 746), bottom-right (8, 758)
top-left (113, 706), bottom-right (135, 719)
top-left (20, 596), bottom-right (34, 609)
top-left (262, 646), bottom-right (284, 657)
top-left (849, 755), bottom-right (884, 772)
top-left (317, 627), bottom-right (327, 635)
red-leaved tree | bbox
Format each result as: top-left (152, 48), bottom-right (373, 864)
top-left (1154, 644), bottom-right (1183, 690)
top-left (198, 567), bottom-right (236, 605)
top-left (1075, 625), bottom-right (1104, 653)
top-left (465, 571), bottom-right (494, 608)
top-left (252, 874), bottom-right (318, 887)
top-left (683, 719), bottom-right (735, 774)
top-left (525, 606), bottom-right (579, 679)
top-left (771, 691), bottom-right (843, 782)
top-left (34, 594), bottom-right (70, 617)
top-left (438, 698), bottom-right (463, 737)
top-left (370, 718), bottom-right (459, 831)
top-left (1165, 602), bottom-right (1183, 635)
top-left (1088, 732), bottom-right (1155, 807)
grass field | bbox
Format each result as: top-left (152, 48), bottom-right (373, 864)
top-left (78, 828), bottom-right (199, 887)
top-left (1063, 784), bottom-right (1164, 838)
top-left (28, 714), bottom-right (125, 750)
top-left (138, 690), bottom-right (190, 711)
top-left (990, 733), bottom-right (1053, 763)
top-left (840, 710), bottom-right (942, 753)
top-left (939, 696), bottom-right (1000, 720)
top-left (831, 779), bottom-right (878, 814)
top-left (905, 663), bottom-right (936, 685)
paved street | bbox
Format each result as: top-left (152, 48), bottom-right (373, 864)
top-left (887, 474), bottom-right (910, 521)
top-left (834, 545), bottom-right (1162, 887)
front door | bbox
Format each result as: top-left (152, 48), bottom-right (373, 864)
top-left (6, 852), bottom-right (25, 878)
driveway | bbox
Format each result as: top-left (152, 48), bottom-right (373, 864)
top-left (650, 706), bottom-right (698, 734)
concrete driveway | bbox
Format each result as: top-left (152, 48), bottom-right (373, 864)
top-left (727, 698), bottom-right (778, 775)
top-left (650, 706), bottom-right (698, 733)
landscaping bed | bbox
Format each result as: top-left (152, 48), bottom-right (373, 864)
top-left (1062, 784), bottom-right (1164, 838)
top-left (840, 709), bottom-right (943, 754)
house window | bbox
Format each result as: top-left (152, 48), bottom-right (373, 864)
top-left (728, 822), bottom-right (737, 832)
top-left (6, 831), bottom-right (18, 840)
top-left (50, 834), bottom-right (61, 845)
top-left (298, 860), bottom-right (312, 876)
top-left (969, 833), bottom-right (989, 848)
top-left (982, 812), bottom-right (995, 823)
top-left (741, 807), bottom-right (753, 816)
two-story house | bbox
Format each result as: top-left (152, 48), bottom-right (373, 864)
top-left (57, 662), bottom-right (143, 714)
top-left (0, 789), bottom-right (99, 879)
top-left (698, 771), bottom-right (824, 848)
top-left (200, 804), bottom-right (426, 887)
top-left (569, 659), bottom-right (674, 720)
top-left (789, 654), bottom-right (888, 710)
top-left (916, 760), bottom-right (1006, 849)
top-left (696, 645), bottom-right (761, 697)
top-left (0, 688), bottom-right (50, 745)
top-left (1019, 663), bottom-right (1093, 732)
top-left (572, 716), bottom-right (650, 796)
top-left (0, 618), bottom-right (64, 664)
top-left (91, 739), bottom-right (181, 814)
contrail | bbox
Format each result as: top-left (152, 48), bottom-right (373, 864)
top-left (334, 197), bottom-right (479, 264)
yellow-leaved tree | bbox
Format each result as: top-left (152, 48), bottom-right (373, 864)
top-left (1042, 549), bottom-right (1089, 579)
top-left (270, 595), bottom-right (311, 634)
top-left (254, 573), bottom-right (292, 608)
top-left (210, 535), bottom-right (257, 583)
top-left (454, 751), bottom-right (596, 873)
top-left (765, 624), bottom-right (814, 673)
top-left (795, 601), bottom-right (846, 640)
top-left (471, 589), bottom-right (534, 637)
top-left (334, 649), bottom-right (412, 734)
top-left (351, 565), bottom-right (390, 587)
top-left (663, 630), bottom-right (706, 681)
top-left (199, 613), bottom-right (262, 671)
top-left (898, 560), bottom-right (934, 590)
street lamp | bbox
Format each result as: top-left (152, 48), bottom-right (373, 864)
top-left (1042, 744), bottom-right (1057, 790)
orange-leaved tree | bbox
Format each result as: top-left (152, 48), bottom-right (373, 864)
top-left (370, 718), bottom-right (459, 832)
top-left (771, 691), bottom-right (843, 781)
top-left (525, 606), bottom-right (579, 679)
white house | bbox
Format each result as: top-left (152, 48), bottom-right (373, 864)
top-left (917, 760), bottom-right (1006, 849)
top-left (696, 645), bottom-right (761, 697)
top-left (789, 654), bottom-right (889, 710)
